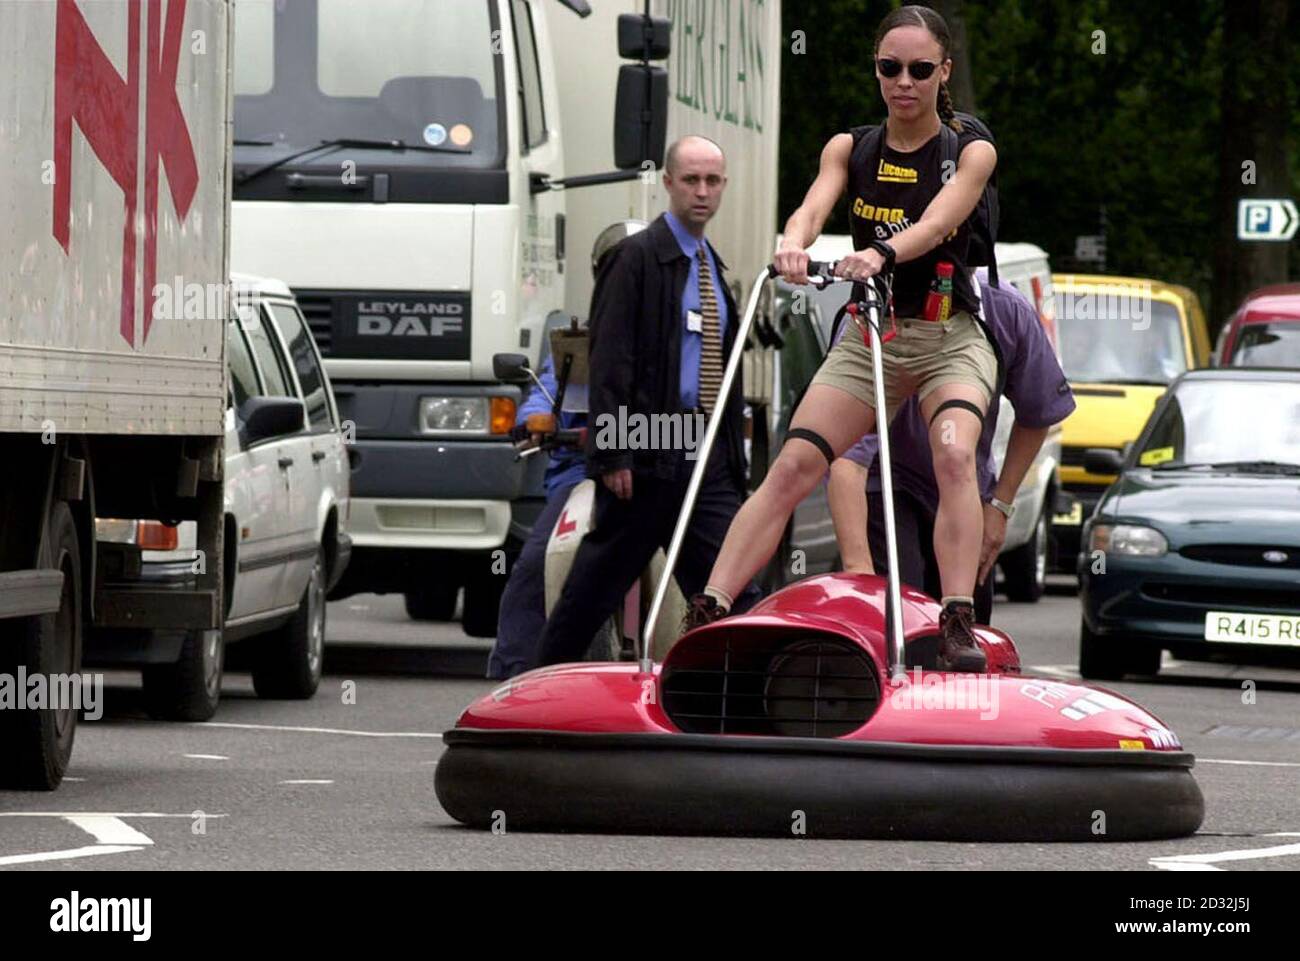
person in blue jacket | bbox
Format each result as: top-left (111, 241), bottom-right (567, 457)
top-left (487, 221), bottom-right (648, 678)
top-left (486, 353), bottom-right (587, 679)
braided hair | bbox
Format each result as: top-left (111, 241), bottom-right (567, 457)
top-left (874, 4), bottom-right (964, 133)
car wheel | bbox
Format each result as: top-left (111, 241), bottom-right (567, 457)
top-left (1001, 500), bottom-right (1049, 602)
top-left (252, 548), bottom-right (326, 699)
top-left (404, 582), bottom-right (459, 621)
top-left (143, 627), bottom-right (224, 722)
top-left (1078, 619), bottom-right (1160, 681)
top-left (0, 501), bottom-right (82, 789)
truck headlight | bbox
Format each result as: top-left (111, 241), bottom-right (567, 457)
top-left (1089, 524), bottom-right (1168, 557)
top-left (420, 396), bottom-right (488, 433)
top-left (418, 396), bottom-right (516, 434)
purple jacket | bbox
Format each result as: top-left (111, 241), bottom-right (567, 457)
top-left (841, 279), bottom-right (1075, 512)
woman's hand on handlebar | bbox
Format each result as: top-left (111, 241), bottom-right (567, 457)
top-left (773, 244), bottom-right (812, 285)
top-left (833, 248), bottom-right (886, 283)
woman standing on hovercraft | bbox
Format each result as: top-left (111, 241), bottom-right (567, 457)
top-left (687, 5), bottom-right (999, 671)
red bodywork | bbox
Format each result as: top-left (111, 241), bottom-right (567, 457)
top-left (455, 573), bottom-right (1185, 753)
top-left (1217, 283), bottom-right (1300, 364)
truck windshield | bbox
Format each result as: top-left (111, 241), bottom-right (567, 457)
top-left (233, 0), bottom-right (503, 175)
top-left (1056, 293), bottom-right (1186, 385)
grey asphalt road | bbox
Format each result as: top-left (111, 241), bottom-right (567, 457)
top-left (3, 580), bottom-right (1299, 870)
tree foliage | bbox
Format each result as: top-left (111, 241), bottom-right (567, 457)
top-left (779, 1), bottom-right (1296, 332)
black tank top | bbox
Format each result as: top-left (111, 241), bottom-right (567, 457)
top-left (846, 124), bottom-right (990, 317)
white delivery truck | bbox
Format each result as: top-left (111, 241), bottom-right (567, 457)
top-left (0, 0), bottom-right (231, 788)
top-left (229, 0), bottom-right (781, 634)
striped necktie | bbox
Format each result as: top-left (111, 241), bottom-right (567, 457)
top-left (696, 245), bottom-right (724, 413)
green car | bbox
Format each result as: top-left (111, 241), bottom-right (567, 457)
top-left (1077, 368), bottom-right (1300, 679)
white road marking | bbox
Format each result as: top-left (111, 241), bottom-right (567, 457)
top-left (183, 753), bottom-right (229, 760)
top-left (194, 721), bottom-right (442, 739)
top-left (64, 815), bottom-right (154, 846)
top-left (0, 812), bottom-right (227, 819)
top-left (1199, 758), bottom-right (1300, 768)
top-left (62, 777), bottom-right (85, 783)
top-left (279, 779), bottom-right (334, 785)
top-left (0, 845), bottom-right (145, 867)
top-left (1152, 835), bottom-right (1300, 871)
top-left (0, 813), bottom-right (202, 868)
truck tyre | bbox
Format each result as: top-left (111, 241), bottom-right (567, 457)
top-left (404, 582), bottom-right (459, 622)
top-left (1001, 500), bottom-right (1049, 602)
top-left (0, 501), bottom-right (82, 790)
top-left (142, 628), bottom-right (224, 721)
top-left (252, 548), bottom-right (326, 699)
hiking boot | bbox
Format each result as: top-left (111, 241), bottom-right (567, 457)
top-left (937, 601), bottom-right (987, 673)
top-left (681, 593), bottom-right (727, 634)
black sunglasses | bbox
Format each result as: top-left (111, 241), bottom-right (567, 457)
top-left (876, 58), bottom-right (939, 81)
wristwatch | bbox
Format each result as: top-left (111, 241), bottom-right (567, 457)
top-left (988, 495), bottom-right (1015, 520)
top-left (866, 239), bottom-right (897, 270)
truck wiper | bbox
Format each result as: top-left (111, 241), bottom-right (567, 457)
top-left (235, 137), bottom-right (468, 187)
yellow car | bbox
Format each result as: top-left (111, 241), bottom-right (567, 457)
top-left (1050, 274), bottom-right (1211, 570)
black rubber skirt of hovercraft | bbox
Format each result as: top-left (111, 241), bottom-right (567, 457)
top-left (435, 730), bottom-right (1204, 841)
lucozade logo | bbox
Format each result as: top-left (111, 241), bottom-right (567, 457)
top-left (52, 0), bottom-right (200, 347)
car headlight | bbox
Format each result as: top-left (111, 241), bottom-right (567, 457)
top-left (1089, 524), bottom-right (1168, 557)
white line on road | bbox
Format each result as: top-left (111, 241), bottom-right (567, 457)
top-left (0, 812), bottom-right (228, 819)
top-left (64, 815), bottom-right (154, 846)
top-left (280, 779), bottom-right (334, 785)
top-left (0, 845), bottom-right (145, 867)
top-left (1199, 758), bottom-right (1300, 768)
top-left (183, 753), bottom-right (229, 760)
top-left (1152, 839), bottom-right (1300, 871)
top-left (194, 721), bottom-right (442, 739)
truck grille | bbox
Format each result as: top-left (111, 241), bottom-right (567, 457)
top-left (295, 292), bottom-right (333, 356)
top-left (661, 635), bottom-right (880, 738)
top-left (1179, 545), bottom-right (1300, 569)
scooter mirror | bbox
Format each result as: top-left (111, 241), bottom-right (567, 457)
top-left (493, 353), bottom-right (531, 383)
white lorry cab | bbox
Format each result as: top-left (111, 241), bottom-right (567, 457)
top-left (0, 0), bottom-right (232, 788)
top-left (228, 0), bottom-right (782, 633)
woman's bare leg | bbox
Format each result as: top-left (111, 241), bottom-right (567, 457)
top-left (704, 385), bottom-right (876, 603)
top-left (920, 383), bottom-right (987, 601)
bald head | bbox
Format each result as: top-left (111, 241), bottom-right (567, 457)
top-left (662, 136), bottom-right (728, 236)
top-left (664, 135), bottom-right (726, 175)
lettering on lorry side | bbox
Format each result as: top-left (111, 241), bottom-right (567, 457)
top-left (668, 0), bottom-right (769, 131)
top-left (52, 0), bottom-right (200, 347)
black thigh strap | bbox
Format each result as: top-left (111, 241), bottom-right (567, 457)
top-left (928, 398), bottom-right (985, 428)
top-left (784, 427), bottom-right (834, 466)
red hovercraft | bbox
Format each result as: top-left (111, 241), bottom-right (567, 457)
top-left (435, 264), bottom-right (1204, 841)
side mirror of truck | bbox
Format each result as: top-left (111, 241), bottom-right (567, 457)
top-left (493, 353), bottom-right (532, 384)
top-left (242, 396), bottom-right (306, 445)
top-left (613, 64), bottom-right (668, 170)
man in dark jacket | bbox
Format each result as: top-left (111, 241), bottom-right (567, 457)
top-left (534, 135), bottom-right (758, 666)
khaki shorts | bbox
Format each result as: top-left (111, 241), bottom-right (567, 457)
top-left (811, 310), bottom-right (997, 424)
